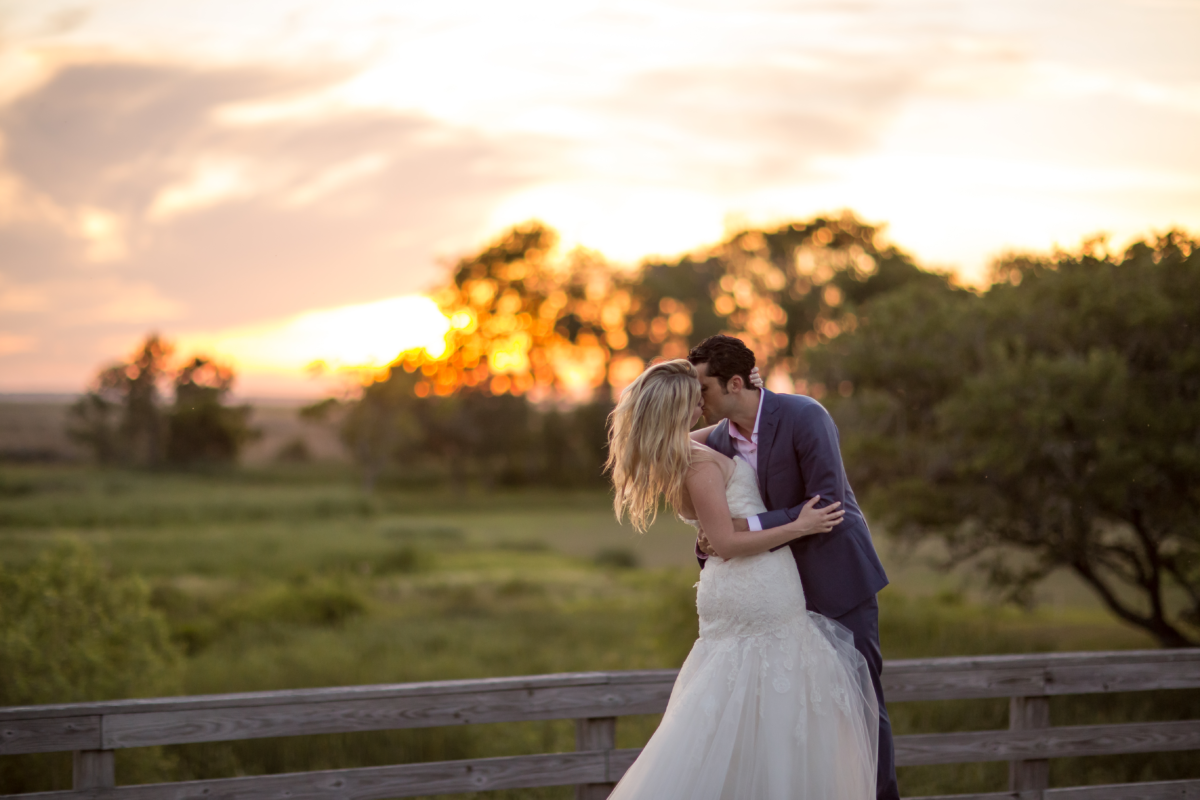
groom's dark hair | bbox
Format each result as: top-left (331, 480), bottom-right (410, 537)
top-left (688, 335), bottom-right (756, 391)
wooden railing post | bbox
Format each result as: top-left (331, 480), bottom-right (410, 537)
top-left (575, 716), bottom-right (616, 800)
top-left (72, 750), bottom-right (114, 791)
top-left (1009, 695), bottom-right (1050, 794)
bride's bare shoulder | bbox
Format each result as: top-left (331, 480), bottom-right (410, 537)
top-left (689, 442), bottom-right (733, 475)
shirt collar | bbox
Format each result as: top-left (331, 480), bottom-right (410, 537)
top-left (729, 389), bottom-right (764, 444)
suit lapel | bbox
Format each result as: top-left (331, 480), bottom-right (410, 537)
top-left (755, 390), bottom-right (780, 501)
top-left (708, 418), bottom-right (735, 458)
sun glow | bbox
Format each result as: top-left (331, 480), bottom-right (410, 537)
top-left (178, 295), bottom-right (453, 382)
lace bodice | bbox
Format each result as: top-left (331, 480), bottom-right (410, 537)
top-left (681, 455), bottom-right (766, 526)
top-left (685, 456), bottom-right (809, 641)
top-left (723, 456), bottom-right (769, 520)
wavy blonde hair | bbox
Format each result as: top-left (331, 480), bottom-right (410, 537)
top-left (605, 359), bottom-right (701, 533)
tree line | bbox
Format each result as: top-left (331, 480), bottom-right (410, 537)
top-left (320, 213), bottom-right (943, 488)
top-left (325, 219), bottom-right (1200, 647)
top-left (68, 215), bottom-right (1199, 646)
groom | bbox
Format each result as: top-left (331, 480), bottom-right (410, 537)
top-left (688, 334), bottom-right (899, 800)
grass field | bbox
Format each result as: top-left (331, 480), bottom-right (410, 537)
top-left (1, 462), bottom-right (1195, 798)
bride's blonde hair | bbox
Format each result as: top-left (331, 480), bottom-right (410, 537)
top-left (605, 359), bottom-right (701, 533)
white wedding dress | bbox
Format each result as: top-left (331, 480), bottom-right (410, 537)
top-left (609, 456), bottom-right (879, 800)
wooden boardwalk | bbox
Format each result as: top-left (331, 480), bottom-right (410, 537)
top-left (3, 649), bottom-right (1198, 800)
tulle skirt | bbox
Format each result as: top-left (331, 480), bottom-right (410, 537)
top-left (609, 551), bottom-right (878, 800)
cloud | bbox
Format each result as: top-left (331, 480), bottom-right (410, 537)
top-left (0, 55), bottom-right (553, 391)
top-left (598, 58), bottom-right (921, 186)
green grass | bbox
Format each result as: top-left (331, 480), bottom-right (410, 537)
top-left (0, 463), bottom-right (1195, 799)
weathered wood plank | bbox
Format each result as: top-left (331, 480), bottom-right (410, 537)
top-left (1045, 662), bottom-right (1200, 696)
top-left (4, 651), bottom-right (1197, 732)
top-left (0, 716), bottom-right (100, 756)
top-left (902, 782), bottom-right (1200, 800)
top-left (608, 747), bottom-right (641, 782)
top-left (1047, 778), bottom-right (1200, 799)
top-left (0, 670), bottom-right (677, 723)
top-left (0, 750), bottom-right (612, 800)
top-left (71, 751), bottom-right (113, 791)
top-left (1009, 696), bottom-right (1050, 792)
top-left (575, 718), bottom-right (617, 800)
top-left (887, 650), bottom-right (1200, 675)
top-left (883, 649), bottom-right (1200, 702)
top-left (102, 681), bottom-right (672, 748)
top-left (905, 792), bottom-right (1035, 800)
top-left (905, 779), bottom-right (1200, 800)
top-left (884, 666), bottom-right (1047, 702)
top-left (896, 720), bottom-right (1200, 766)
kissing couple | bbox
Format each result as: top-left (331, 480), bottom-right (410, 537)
top-left (604, 334), bottom-right (898, 800)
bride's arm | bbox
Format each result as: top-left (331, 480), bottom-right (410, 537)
top-left (685, 462), bottom-right (844, 559)
top-left (689, 423), bottom-right (717, 444)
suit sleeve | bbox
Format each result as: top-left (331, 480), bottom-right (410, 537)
top-left (754, 401), bottom-right (849, 533)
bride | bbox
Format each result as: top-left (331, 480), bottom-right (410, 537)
top-left (604, 359), bottom-right (878, 800)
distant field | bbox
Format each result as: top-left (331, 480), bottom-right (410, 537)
top-left (1, 454), bottom-right (1193, 797)
top-left (0, 398), bottom-right (346, 465)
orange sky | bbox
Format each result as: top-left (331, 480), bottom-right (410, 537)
top-left (1, 0), bottom-right (1197, 397)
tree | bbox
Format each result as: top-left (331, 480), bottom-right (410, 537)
top-left (812, 232), bottom-right (1200, 646)
top-left (334, 215), bottom-right (940, 489)
top-left (338, 368), bottom-right (422, 491)
top-left (623, 213), bottom-right (943, 391)
top-left (69, 335), bottom-right (257, 468)
top-left (165, 357), bottom-right (258, 466)
top-left (398, 215), bottom-right (935, 402)
top-left (413, 222), bottom-right (621, 400)
top-left (69, 334), bottom-right (172, 466)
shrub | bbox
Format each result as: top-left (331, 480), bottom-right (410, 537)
top-left (0, 541), bottom-right (182, 791)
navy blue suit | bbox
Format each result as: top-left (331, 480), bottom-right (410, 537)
top-left (703, 389), bottom-right (899, 800)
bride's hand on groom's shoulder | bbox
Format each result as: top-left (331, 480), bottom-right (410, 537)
top-left (749, 367), bottom-right (764, 389)
top-left (790, 496), bottom-right (844, 536)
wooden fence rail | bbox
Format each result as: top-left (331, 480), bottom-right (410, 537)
top-left (2, 649), bottom-right (1198, 800)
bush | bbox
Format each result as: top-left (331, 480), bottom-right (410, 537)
top-left (0, 541), bottom-right (182, 791)
top-left (225, 579), bottom-right (368, 628)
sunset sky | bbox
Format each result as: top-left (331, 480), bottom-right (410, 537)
top-left (1, 0), bottom-right (1197, 397)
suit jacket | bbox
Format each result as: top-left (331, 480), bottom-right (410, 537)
top-left (705, 389), bottom-right (888, 619)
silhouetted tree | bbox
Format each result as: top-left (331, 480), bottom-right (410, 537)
top-left (811, 232), bottom-right (1200, 646)
top-left (625, 213), bottom-right (942, 389)
top-left (165, 357), bottom-right (257, 466)
top-left (336, 369), bottom-right (420, 491)
top-left (68, 335), bottom-right (172, 467)
top-left (411, 222), bottom-right (620, 399)
top-left (337, 215), bottom-right (942, 488)
top-left (69, 335), bottom-right (256, 468)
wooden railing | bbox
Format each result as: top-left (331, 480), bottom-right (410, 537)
top-left (2, 649), bottom-right (1198, 800)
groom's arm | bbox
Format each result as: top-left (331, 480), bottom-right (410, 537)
top-left (752, 401), bottom-right (849, 534)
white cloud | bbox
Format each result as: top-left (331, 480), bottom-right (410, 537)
top-left (284, 153), bottom-right (389, 207)
top-left (148, 161), bottom-right (253, 220)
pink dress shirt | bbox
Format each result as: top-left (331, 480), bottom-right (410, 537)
top-left (728, 390), bottom-right (766, 531)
